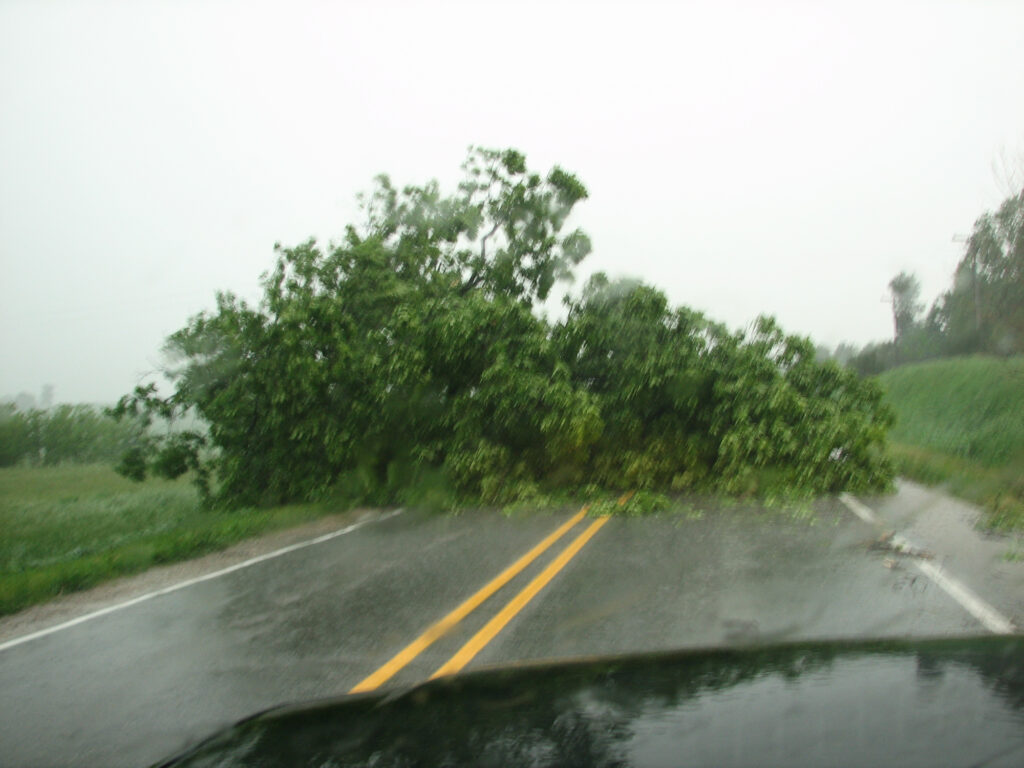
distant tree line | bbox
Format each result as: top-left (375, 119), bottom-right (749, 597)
top-left (822, 186), bottom-right (1024, 376)
top-left (111, 148), bottom-right (894, 508)
top-left (1, 385), bottom-right (54, 413)
top-left (0, 403), bottom-right (137, 467)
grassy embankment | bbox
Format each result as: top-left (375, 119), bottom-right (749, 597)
top-left (877, 356), bottom-right (1024, 531)
top-left (0, 465), bottom-right (338, 617)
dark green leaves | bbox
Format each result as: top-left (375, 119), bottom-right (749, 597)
top-left (558, 276), bottom-right (893, 496)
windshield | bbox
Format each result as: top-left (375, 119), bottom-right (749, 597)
top-left (1, 2), bottom-right (1022, 767)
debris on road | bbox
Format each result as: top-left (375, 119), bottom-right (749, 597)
top-left (868, 531), bottom-right (934, 560)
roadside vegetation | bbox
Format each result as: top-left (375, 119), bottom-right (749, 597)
top-left (0, 403), bottom-right (135, 467)
top-left (0, 464), bottom-right (341, 617)
top-left (878, 356), bottom-right (1024, 531)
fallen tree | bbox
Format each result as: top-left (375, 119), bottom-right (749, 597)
top-left (112, 147), bottom-right (894, 509)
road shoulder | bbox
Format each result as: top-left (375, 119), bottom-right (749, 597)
top-left (856, 479), bottom-right (1024, 629)
top-left (0, 507), bottom-right (382, 644)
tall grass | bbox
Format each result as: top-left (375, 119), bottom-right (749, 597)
top-left (0, 465), bottom-right (338, 616)
top-left (878, 356), bottom-right (1024, 530)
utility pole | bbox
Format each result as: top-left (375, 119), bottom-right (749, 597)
top-left (891, 290), bottom-right (900, 345)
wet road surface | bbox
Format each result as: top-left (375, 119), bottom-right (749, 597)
top-left (0, 481), bottom-right (1020, 767)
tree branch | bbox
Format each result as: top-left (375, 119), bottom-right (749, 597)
top-left (457, 219), bottom-right (502, 297)
top-left (460, 269), bottom-right (485, 296)
top-left (479, 220), bottom-right (501, 261)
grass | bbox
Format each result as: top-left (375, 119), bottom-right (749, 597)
top-left (0, 464), bottom-right (343, 617)
top-left (878, 356), bottom-right (1024, 531)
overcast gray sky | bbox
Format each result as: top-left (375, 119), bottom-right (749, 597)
top-left (2, 0), bottom-right (1023, 404)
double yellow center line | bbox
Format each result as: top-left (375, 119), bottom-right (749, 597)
top-left (349, 498), bottom-right (626, 693)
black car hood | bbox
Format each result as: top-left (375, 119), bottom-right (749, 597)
top-left (157, 635), bottom-right (1024, 767)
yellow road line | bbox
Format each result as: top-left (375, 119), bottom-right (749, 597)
top-left (429, 515), bottom-right (611, 679)
top-left (348, 507), bottom-right (588, 693)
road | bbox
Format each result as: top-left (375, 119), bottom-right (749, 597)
top-left (0, 480), bottom-right (1021, 767)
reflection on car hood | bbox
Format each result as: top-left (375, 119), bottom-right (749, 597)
top-left (157, 636), bottom-right (1024, 768)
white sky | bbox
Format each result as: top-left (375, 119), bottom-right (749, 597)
top-left (2, 0), bottom-right (1023, 404)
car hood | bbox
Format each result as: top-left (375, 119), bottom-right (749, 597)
top-left (157, 635), bottom-right (1024, 767)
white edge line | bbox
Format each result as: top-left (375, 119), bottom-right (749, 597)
top-left (838, 494), bottom-right (1015, 635)
top-left (838, 493), bottom-right (878, 524)
top-left (912, 556), bottom-right (1015, 635)
top-left (0, 508), bottom-right (403, 654)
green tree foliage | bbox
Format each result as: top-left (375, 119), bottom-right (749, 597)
top-left (556, 275), bottom-right (720, 490)
top-left (888, 271), bottom-right (923, 344)
top-left (951, 188), bottom-right (1024, 354)
top-left (0, 404), bottom-right (138, 467)
top-left (112, 147), bottom-right (894, 507)
top-left (557, 277), bottom-right (892, 495)
top-left (0, 405), bottom-right (33, 466)
top-left (851, 186), bottom-right (1024, 376)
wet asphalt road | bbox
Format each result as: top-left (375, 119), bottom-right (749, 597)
top-left (0, 481), bottom-right (1021, 767)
